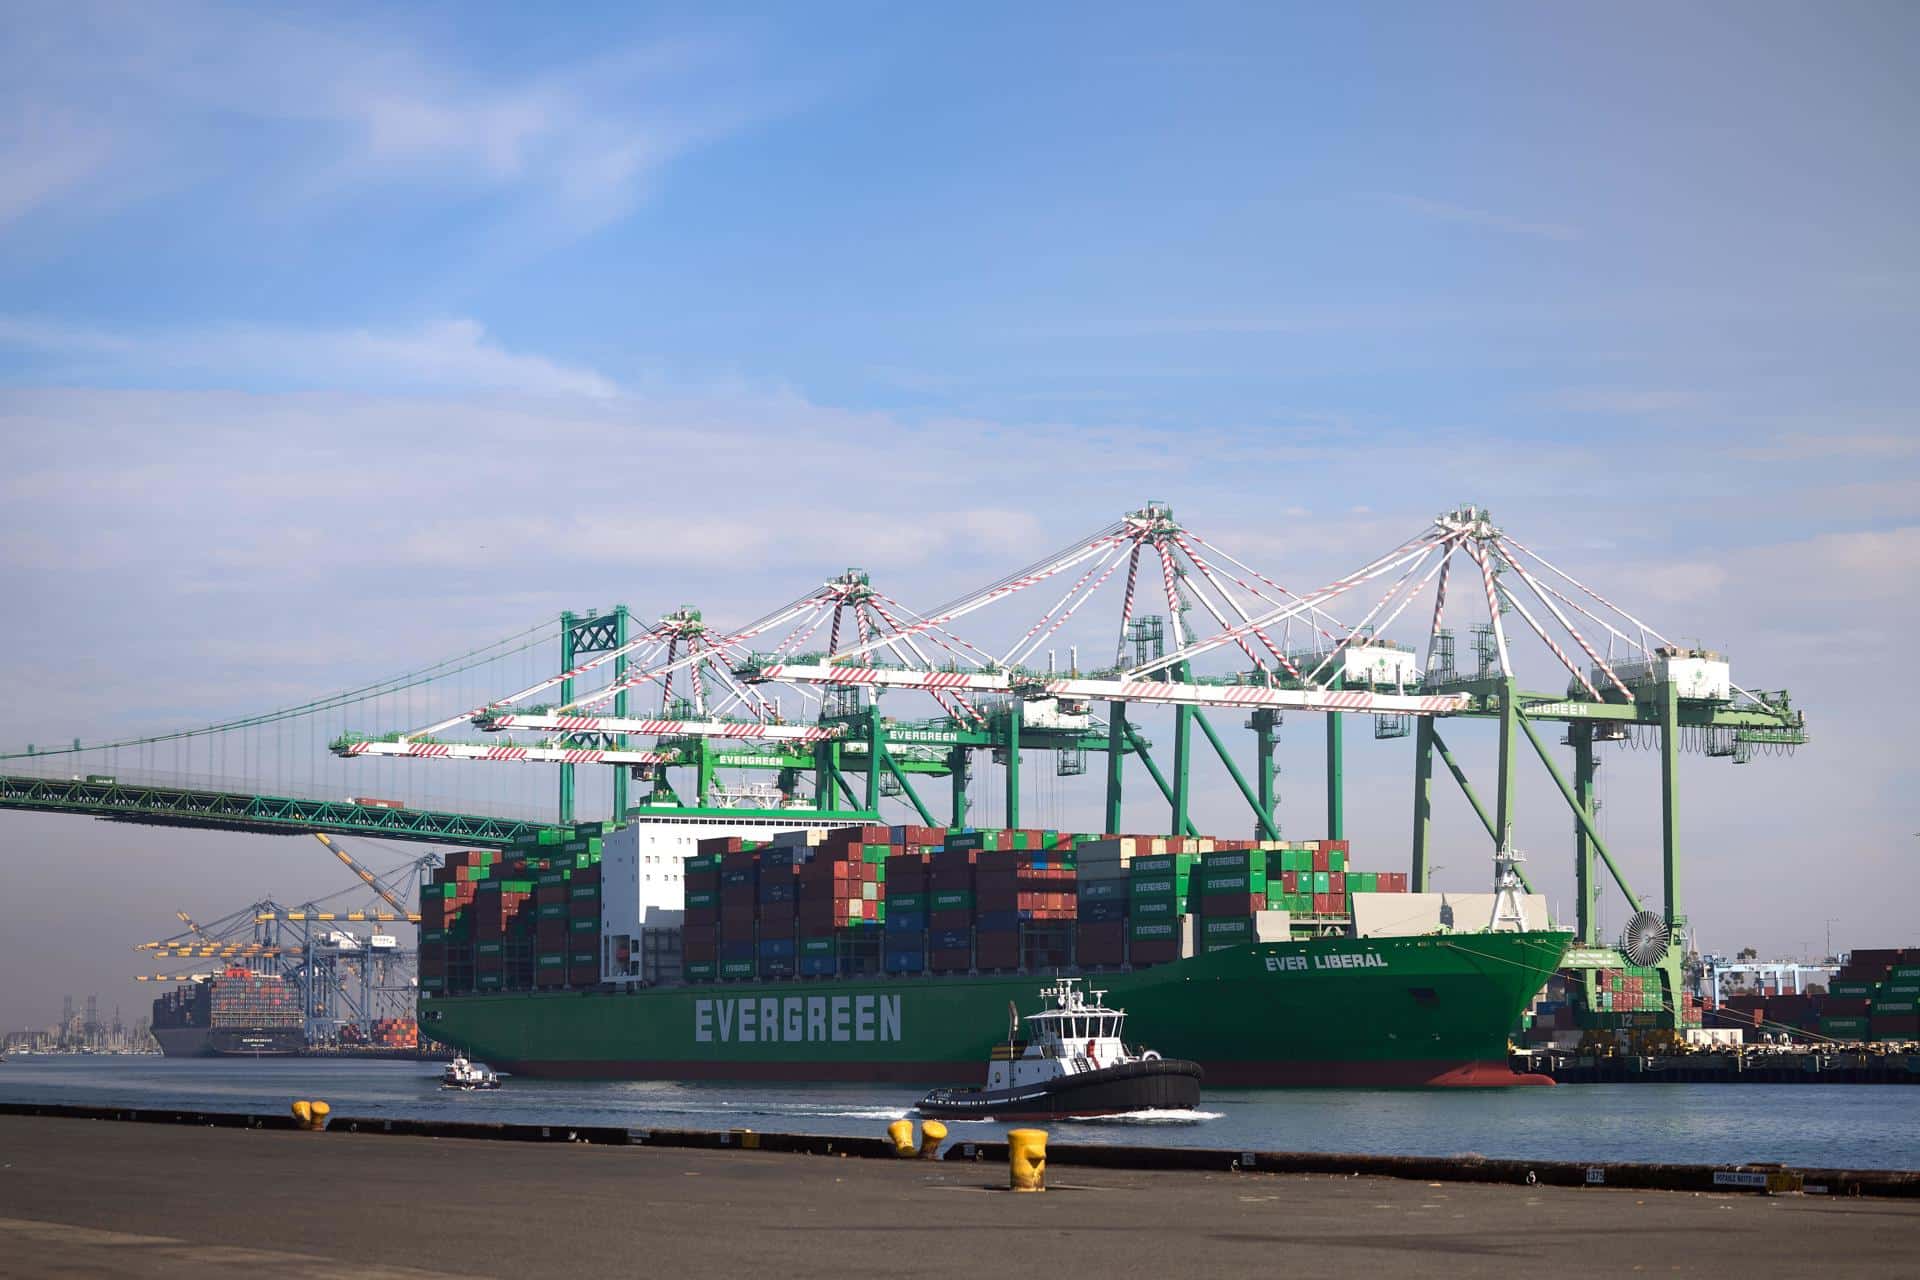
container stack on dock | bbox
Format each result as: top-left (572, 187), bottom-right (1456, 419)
top-left (1590, 966), bottom-right (1703, 1027)
top-left (417, 826), bottom-right (605, 994)
top-left (1693, 949), bottom-right (1920, 1044)
top-left (1824, 950), bottom-right (1920, 1042)
top-left (1521, 966), bottom-right (1706, 1048)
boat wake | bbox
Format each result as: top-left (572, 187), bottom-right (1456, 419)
top-left (1060, 1108), bottom-right (1222, 1125)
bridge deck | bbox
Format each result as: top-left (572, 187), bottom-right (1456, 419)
top-left (0, 773), bottom-right (548, 847)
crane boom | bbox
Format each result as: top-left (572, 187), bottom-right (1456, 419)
top-left (475, 712), bottom-right (841, 741)
top-left (335, 739), bottom-right (674, 765)
top-left (313, 833), bottom-right (420, 918)
top-left (745, 663), bottom-right (1469, 716)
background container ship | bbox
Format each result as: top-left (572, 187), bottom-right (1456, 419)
top-left (419, 816), bottom-right (1570, 1087)
top-left (150, 968), bottom-right (304, 1057)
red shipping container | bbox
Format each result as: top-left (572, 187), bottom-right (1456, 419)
top-left (929, 948), bottom-right (972, 971)
top-left (758, 914), bottom-right (796, 939)
top-left (1329, 872), bottom-right (1345, 895)
top-left (1312, 847), bottom-right (1331, 872)
top-left (1200, 892), bottom-right (1262, 918)
top-left (1314, 893), bottom-right (1336, 914)
top-left (1130, 938), bottom-right (1179, 966)
top-left (975, 942), bottom-right (1019, 969)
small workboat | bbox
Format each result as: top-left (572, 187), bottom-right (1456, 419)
top-left (916, 978), bottom-right (1202, 1120)
top-left (440, 1055), bottom-right (501, 1090)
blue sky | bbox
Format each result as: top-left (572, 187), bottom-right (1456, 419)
top-left (1, 2), bottom-right (1916, 1026)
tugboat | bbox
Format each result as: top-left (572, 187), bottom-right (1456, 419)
top-left (916, 978), bottom-right (1202, 1120)
top-left (440, 1055), bottom-right (501, 1090)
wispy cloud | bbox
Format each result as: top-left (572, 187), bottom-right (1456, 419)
top-left (0, 104), bottom-right (114, 228)
top-left (1391, 194), bottom-right (1580, 242)
top-left (0, 314), bottom-right (617, 397)
top-left (0, 5), bottom-right (782, 238)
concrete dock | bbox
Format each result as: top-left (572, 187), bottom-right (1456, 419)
top-left (2, 1115), bottom-right (1917, 1278)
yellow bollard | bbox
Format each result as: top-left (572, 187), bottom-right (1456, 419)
top-left (1008, 1128), bottom-right (1046, 1192)
top-left (309, 1100), bottom-right (330, 1131)
top-left (887, 1118), bottom-right (917, 1157)
top-left (918, 1119), bottom-right (948, 1160)
top-left (290, 1100), bottom-right (313, 1129)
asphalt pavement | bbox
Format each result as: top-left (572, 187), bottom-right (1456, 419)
top-left (0, 1115), bottom-right (1915, 1278)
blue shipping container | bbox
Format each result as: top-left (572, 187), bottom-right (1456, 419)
top-left (931, 928), bottom-right (972, 950)
top-left (757, 937), bottom-right (797, 959)
top-left (975, 910), bottom-right (1020, 932)
top-left (799, 954), bottom-right (838, 976)
top-left (884, 911), bottom-right (927, 933)
top-left (883, 950), bottom-right (927, 973)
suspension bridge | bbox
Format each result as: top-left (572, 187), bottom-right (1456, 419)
top-left (2, 502), bottom-right (1807, 1010)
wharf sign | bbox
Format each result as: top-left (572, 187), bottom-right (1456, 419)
top-left (1265, 951), bottom-right (1390, 973)
top-left (694, 994), bottom-right (903, 1044)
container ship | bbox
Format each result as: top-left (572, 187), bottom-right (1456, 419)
top-left (150, 968), bottom-right (305, 1057)
top-left (420, 816), bottom-right (1570, 1087)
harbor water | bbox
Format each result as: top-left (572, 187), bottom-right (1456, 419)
top-left (3, 1056), bottom-right (1914, 1170)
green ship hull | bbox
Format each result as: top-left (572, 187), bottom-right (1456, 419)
top-left (425, 929), bottom-right (1571, 1088)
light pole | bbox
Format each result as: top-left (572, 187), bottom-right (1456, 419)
top-left (1824, 918), bottom-right (1838, 965)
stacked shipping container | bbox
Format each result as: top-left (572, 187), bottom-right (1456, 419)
top-left (417, 825), bottom-right (606, 994)
top-left (1824, 949), bottom-right (1920, 1041)
top-left (678, 825), bottom-right (1408, 979)
top-left (686, 826), bottom-right (895, 983)
top-left (428, 818), bottom-right (1438, 995)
